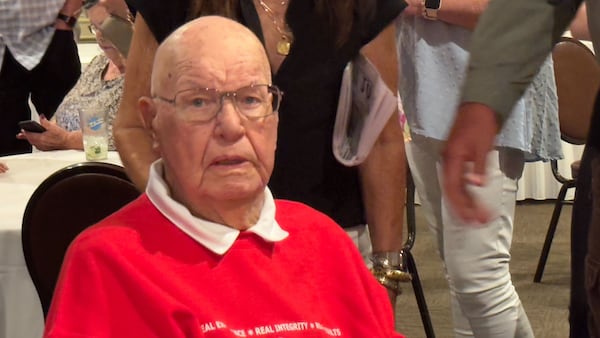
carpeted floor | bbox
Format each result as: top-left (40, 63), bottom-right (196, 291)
top-left (395, 201), bottom-right (571, 338)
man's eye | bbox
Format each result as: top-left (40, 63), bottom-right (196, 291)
top-left (239, 95), bottom-right (263, 106)
top-left (188, 96), bottom-right (210, 108)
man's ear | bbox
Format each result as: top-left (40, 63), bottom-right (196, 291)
top-left (138, 96), bottom-right (160, 151)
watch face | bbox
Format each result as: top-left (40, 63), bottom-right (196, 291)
top-left (424, 0), bottom-right (441, 9)
top-left (57, 13), bottom-right (77, 27)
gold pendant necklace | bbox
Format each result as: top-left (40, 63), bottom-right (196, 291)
top-left (276, 37), bottom-right (291, 56)
top-left (257, 0), bottom-right (293, 56)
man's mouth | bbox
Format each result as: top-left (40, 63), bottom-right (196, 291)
top-left (213, 157), bottom-right (246, 166)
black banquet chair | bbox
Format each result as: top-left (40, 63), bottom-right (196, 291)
top-left (21, 162), bottom-right (140, 318)
top-left (533, 37), bottom-right (600, 283)
top-left (403, 166), bottom-right (435, 338)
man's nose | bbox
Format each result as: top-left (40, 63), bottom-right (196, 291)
top-left (214, 98), bottom-right (244, 139)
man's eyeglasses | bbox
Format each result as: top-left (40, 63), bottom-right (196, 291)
top-left (153, 84), bottom-right (283, 123)
top-left (88, 24), bottom-right (100, 36)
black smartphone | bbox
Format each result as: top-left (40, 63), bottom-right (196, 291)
top-left (18, 120), bottom-right (46, 133)
top-left (101, 14), bottom-right (134, 57)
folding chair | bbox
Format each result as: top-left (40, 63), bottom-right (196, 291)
top-left (404, 167), bottom-right (435, 337)
top-left (21, 162), bottom-right (140, 318)
top-left (534, 37), bottom-right (600, 282)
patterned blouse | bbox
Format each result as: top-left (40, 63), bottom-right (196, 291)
top-left (53, 54), bottom-right (124, 150)
top-left (397, 17), bottom-right (563, 162)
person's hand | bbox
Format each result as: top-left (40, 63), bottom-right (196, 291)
top-left (402, 0), bottom-right (424, 16)
top-left (16, 116), bottom-right (76, 151)
top-left (0, 162), bottom-right (8, 173)
top-left (441, 102), bottom-right (500, 223)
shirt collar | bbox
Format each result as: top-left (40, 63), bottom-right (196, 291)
top-left (146, 160), bottom-right (288, 255)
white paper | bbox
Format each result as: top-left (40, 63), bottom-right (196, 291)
top-left (333, 54), bottom-right (397, 166)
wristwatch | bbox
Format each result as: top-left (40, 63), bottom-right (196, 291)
top-left (57, 13), bottom-right (78, 28)
top-left (423, 0), bottom-right (442, 20)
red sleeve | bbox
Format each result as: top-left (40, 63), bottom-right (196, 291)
top-left (349, 237), bottom-right (406, 338)
top-left (43, 228), bottom-right (165, 338)
top-left (43, 219), bottom-right (203, 338)
top-left (44, 234), bottom-right (114, 338)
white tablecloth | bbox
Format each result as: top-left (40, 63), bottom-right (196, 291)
top-left (0, 143), bottom-right (584, 337)
top-left (0, 150), bottom-right (121, 338)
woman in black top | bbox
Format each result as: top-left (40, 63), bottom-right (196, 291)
top-left (114, 0), bottom-right (407, 300)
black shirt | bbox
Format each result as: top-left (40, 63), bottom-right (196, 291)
top-left (590, 92), bottom-right (600, 150)
top-left (129, 0), bottom-right (405, 227)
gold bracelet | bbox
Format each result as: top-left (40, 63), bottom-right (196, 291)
top-left (371, 266), bottom-right (412, 283)
top-left (378, 275), bottom-right (401, 293)
top-left (370, 251), bottom-right (412, 291)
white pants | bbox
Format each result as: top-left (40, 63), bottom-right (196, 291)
top-left (407, 134), bottom-right (534, 338)
top-left (345, 224), bottom-right (373, 267)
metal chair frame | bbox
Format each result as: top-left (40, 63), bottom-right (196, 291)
top-left (404, 167), bottom-right (435, 337)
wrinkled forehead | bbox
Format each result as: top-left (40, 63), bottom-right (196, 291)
top-left (174, 50), bottom-right (269, 90)
top-left (152, 29), bottom-right (270, 94)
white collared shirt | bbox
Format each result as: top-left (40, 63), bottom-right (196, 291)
top-left (145, 160), bottom-right (289, 255)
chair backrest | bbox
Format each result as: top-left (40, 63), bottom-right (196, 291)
top-left (21, 162), bottom-right (140, 318)
top-left (552, 36), bottom-right (600, 144)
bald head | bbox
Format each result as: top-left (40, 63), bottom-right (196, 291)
top-left (151, 16), bottom-right (271, 95)
top-left (140, 16), bottom-right (280, 225)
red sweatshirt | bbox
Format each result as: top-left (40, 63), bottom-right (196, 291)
top-left (44, 195), bottom-right (404, 338)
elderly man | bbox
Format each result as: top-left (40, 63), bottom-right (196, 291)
top-left (43, 16), bottom-right (402, 338)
